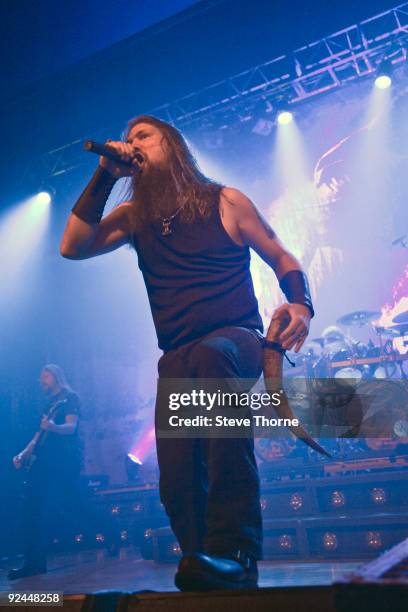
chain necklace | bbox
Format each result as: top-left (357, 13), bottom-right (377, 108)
top-left (161, 206), bottom-right (182, 236)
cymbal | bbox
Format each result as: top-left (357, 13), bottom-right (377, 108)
top-left (337, 310), bottom-right (381, 326)
top-left (374, 326), bottom-right (400, 337)
top-left (390, 323), bottom-right (408, 336)
top-left (375, 323), bottom-right (408, 336)
top-left (393, 310), bottom-right (408, 324)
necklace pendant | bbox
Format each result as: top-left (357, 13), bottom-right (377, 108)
top-left (162, 219), bottom-right (172, 236)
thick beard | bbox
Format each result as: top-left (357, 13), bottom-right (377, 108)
top-left (133, 162), bottom-right (179, 222)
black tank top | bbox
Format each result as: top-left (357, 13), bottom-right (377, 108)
top-left (133, 200), bottom-right (263, 351)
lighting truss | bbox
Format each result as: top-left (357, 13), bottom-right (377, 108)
top-left (24, 2), bottom-right (408, 182)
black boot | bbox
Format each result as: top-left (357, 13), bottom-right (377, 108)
top-left (175, 550), bottom-right (258, 591)
top-left (7, 564), bottom-right (47, 581)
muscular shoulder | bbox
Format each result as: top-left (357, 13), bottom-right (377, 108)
top-left (219, 188), bottom-right (250, 246)
top-left (220, 187), bottom-right (277, 250)
top-left (220, 187), bottom-right (254, 216)
top-left (220, 187), bottom-right (260, 245)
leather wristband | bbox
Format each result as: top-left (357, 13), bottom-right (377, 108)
top-left (71, 166), bottom-right (117, 224)
top-left (279, 270), bottom-right (315, 318)
top-left (263, 339), bottom-right (296, 366)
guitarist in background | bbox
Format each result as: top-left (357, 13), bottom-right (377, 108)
top-left (8, 364), bottom-right (81, 580)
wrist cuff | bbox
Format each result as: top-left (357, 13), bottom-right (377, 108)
top-left (279, 270), bottom-right (315, 318)
top-left (71, 166), bottom-right (117, 224)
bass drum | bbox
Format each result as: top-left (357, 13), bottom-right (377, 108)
top-left (365, 342), bottom-right (398, 379)
top-left (330, 349), bottom-right (368, 387)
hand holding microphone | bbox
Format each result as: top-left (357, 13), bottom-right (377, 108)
top-left (84, 140), bottom-right (144, 178)
top-left (72, 140), bottom-right (145, 226)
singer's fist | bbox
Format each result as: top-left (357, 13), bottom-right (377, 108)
top-left (99, 140), bottom-right (142, 178)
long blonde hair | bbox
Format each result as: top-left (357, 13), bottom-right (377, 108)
top-left (42, 364), bottom-right (72, 392)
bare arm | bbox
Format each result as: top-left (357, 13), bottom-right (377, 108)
top-left (60, 140), bottom-right (140, 260)
top-left (60, 204), bottom-right (132, 260)
top-left (221, 187), bottom-right (312, 352)
top-left (41, 414), bottom-right (79, 435)
top-left (221, 187), bottom-right (301, 278)
top-left (13, 414), bottom-right (79, 468)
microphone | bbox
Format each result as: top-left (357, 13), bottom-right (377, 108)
top-left (84, 140), bottom-right (144, 168)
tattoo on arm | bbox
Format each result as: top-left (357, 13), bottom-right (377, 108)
top-left (254, 207), bottom-right (277, 240)
top-left (221, 189), bottom-right (277, 242)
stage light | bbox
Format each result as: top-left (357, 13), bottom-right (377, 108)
top-left (370, 487), bottom-right (387, 505)
top-left (375, 75), bottom-right (391, 90)
top-left (171, 542), bottom-right (182, 555)
top-left (375, 57), bottom-right (393, 90)
top-left (278, 534), bottom-right (293, 550)
top-left (331, 490), bottom-right (346, 508)
top-left (141, 528), bottom-right (154, 560)
top-left (289, 493), bottom-right (303, 510)
top-left (126, 453), bottom-right (142, 482)
top-left (132, 502), bottom-right (143, 513)
top-left (127, 453), bottom-right (142, 465)
top-left (277, 111), bottom-right (293, 125)
top-left (36, 191), bottom-right (52, 205)
top-left (95, 533), bottom-right (105, 543)
top-left (34, 184), bottom-right (55, 207)
top-left (74, 534), bottom-right (83, 544)
top-left (110, 504), bottom-right (120, 514)
top-left (322, 532), bottom-right (338, 550)
top-left (0, 190), bottom-right (52, 318)
top-left (366, 531), bottom-right (382, 549)
top-left (260, 497), bottom-right (267, 511)
top-left (128, 427), bottom-right (155, 469)
top-left (120, 530), bottom-right (128, 541)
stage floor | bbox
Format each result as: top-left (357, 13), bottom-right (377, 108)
top-left (0, 549), bottom-right (362, 594)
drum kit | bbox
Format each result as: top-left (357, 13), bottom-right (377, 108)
top-left (292, 309), bottom-right (408, 382)
top-left (271, 308), bottom-right (408, 457)
top-left (256, 311), bottom-right (408, 465)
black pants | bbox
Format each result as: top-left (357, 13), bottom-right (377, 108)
top-left (155, 326), bottom-right (264, 560)
top-left (22, 459), bottom-right (80, 568)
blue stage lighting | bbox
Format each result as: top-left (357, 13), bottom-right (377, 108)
top-left (277, 111), bottom-right (293, 125)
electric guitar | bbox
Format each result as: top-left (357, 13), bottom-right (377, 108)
top-left (13, 397), bottom-right (68, 472)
